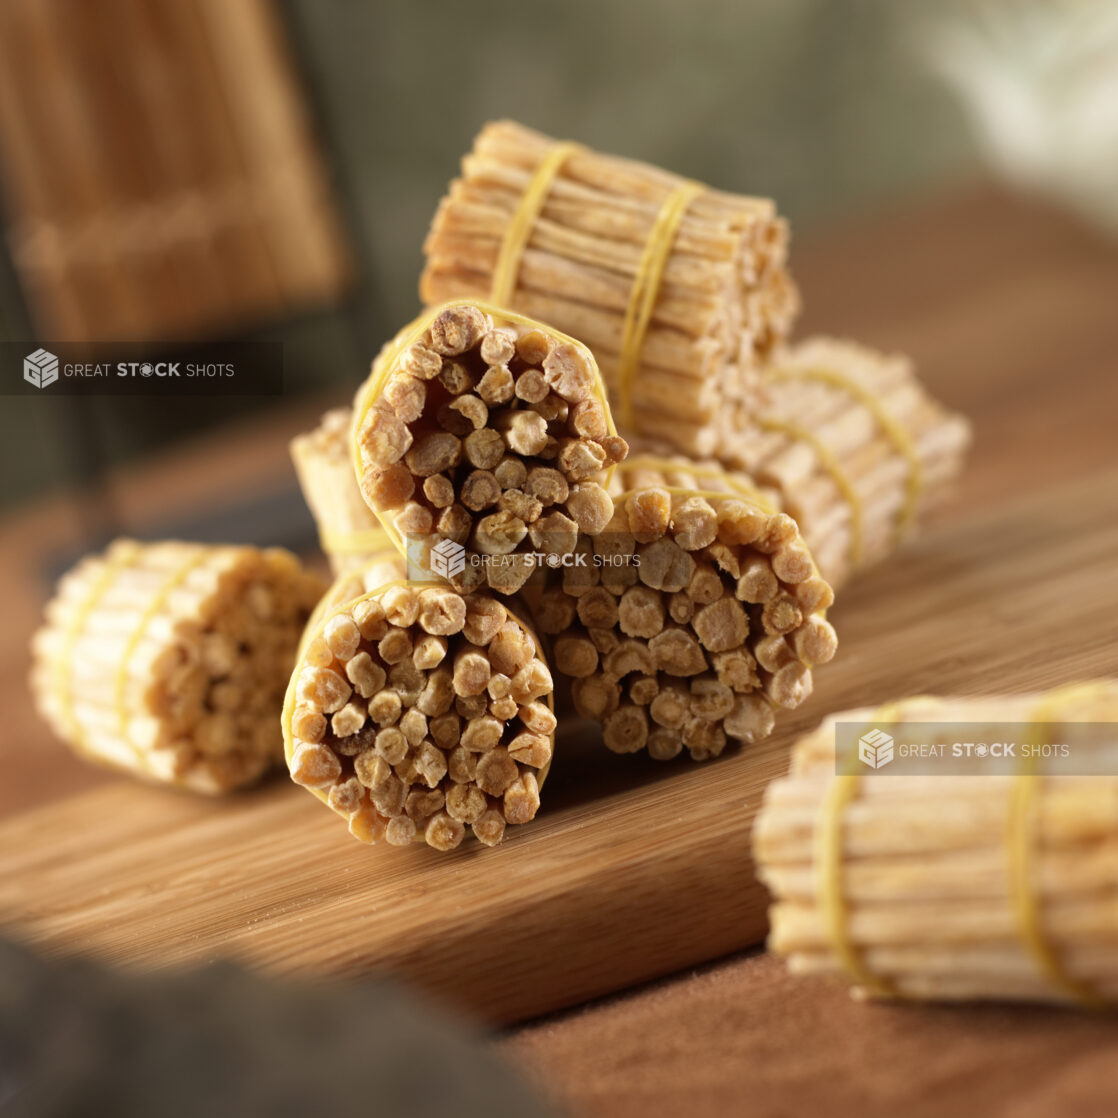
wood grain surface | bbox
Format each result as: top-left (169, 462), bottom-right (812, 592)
top-left (1, 187), bottom-right (1116, 1027)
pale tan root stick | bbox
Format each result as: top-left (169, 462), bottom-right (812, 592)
top-left (30, 540), bottom-right (325, 792)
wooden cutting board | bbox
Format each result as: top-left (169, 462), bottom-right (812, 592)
top-left (3, 189), bottom-right (1117, 1026)
top-left (3, 463), bottom-right (1117, 1024)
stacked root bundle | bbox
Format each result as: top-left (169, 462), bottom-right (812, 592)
top-left (284, 576), bottom-right (556, 850)
top-left (352, 300), bottom-right (627, 593)
top-left (420, 120), bottom-right (798, 455)
top-left (291, 407), bottom-right (401, 575)
top-left (754, 684), bottom-right (1118, 1007)
top-left (721, 338), bottom-right (972, 588)
top-left (525, 455), bottom-right (836, 761)
top-left (31, 540), bottom-right (325, 793)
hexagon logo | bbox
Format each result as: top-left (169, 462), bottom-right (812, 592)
top-left (858, 728), bottom-right (894, 769)
top-left (25, 348), bottom-right (59, 389)
top-left (428, 537), bottom-right (466, 580)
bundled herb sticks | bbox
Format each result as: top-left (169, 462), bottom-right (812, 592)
top-left (754, 684), bottom-right (1118, 1007)
top-left (421, 120), bottom-right (798, 456)
top-left (31, 541), bottom-right (324, 792)
top-left (726, 338), bottom-right (972, 588)
top-left (31, 118), bottom-right (976, 868)
top-left (420, 123), bottom-right (968, 589)
top-left (351, 300), bottom-right (627, 592)
top-left (525, 454), bottom-right (835, 760)
top-left (283, 571), bottom-right (555, 849)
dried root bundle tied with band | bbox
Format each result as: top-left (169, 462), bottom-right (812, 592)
top-left (352, 300), bottom-right (627, 593)
top-left (31, 540), bottom-right (325, 793)
top-left (721, 337), bottom-right (971, 589)
top-left (291, 407), bottom-right (401, 575)
top-left (284, 576), bottom-right (556, 850)
top-left (525, 455), bottom-right (836, 761)
top-left (754, 683), bottom-right (1118, 1007)
top-left (420, 120), bottom-right (799, 455)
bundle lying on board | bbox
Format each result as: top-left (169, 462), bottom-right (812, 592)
top-left (420, 120), bottom-right (798, 455)
top-left (524, 455), bottom-right (836, 761)
top-left (352, 300), bottom-right (628, 593)
top-left (283, 570), bottom-right (555, 850)
top-left (754, 683), bottom-right (1118, 1007)
top-left (291, 407), bottom-right (401, 575)
top-left (725, 338), bottom-right (972, 588)
top-left (31, 540), bottom-right (324, 793)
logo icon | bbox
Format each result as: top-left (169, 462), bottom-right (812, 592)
top-left (428, 537), bottom-right (466, 580)
top-left (24, 348), bottom-right (59, 389)
top-left (858, 728), bottom-right (894, 769)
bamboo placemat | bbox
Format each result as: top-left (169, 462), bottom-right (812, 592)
top-left (0, 0), bottom-right (351, 342)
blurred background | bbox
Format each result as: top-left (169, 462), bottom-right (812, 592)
top-left (1, 0), bottom-right (1116, 525)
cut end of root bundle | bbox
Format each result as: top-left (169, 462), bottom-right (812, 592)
top-left (287, 580), bottom-right (555, 850)
top-left (31, 541), bottom-right (325, 793)
top-left (527, 486), bottom-right (835, 762)
top-left (354, 302), bottom-right (627, 594)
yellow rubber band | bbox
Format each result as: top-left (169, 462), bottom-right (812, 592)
top-left (817, 773), bottom-right (895, 997)
top-left (56, 541), bottom-right (142, 756)
top-left (352, 301), bottom-right (618, 563)
top-left (769, 365), bottom-right (923, 539)
top-left (1007, 682), bottom-right (1114, 1008)
top-left (282, 580), bottom-right (556, 843)
top-left (759, 416), bottom-right (863, 566)
top-left (114, 549), bottom-right (212, 763)
top-left (817, 699), bottom-right (912, 999)
top-left (490, 142), bottom-right (582, 307)
top-left (616, 181), bottom-right (704, 428)
top-left (319, 528), bottom-right (396, 558)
